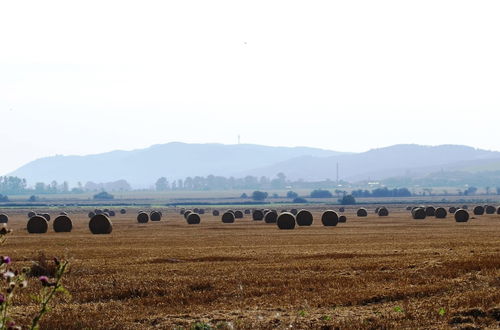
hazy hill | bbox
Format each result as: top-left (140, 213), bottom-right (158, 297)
top-left (8, 142), bottom-right (343, 187)
top-left (244, 144), bottom-right (500, 181)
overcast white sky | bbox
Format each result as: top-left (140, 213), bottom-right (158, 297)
top-left (1, 0), bottom-right (499, 175)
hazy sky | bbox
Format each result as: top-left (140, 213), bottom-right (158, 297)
top-left (1, 0), bottom-right (499, 175)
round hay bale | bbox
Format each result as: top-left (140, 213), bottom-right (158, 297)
top-left (234, 210), bottom-right (244, 219)
top-left (95, 209), bottom-right (103, 215)
top-left (412, 207), bottom-right (426, 220)
top-left (448, 207), bottom-right (457, 214)
top-left (88, 211), bottom-right (96, 218)
top-left (28, 211), bottom-right (36, 218)
top-left (27, 215), bottom-right (48, 234)
top-left (497, 206), bottom-right (500, 215)
top-left (339, 207), bottom-right (345, 213)
top-left (378, 207), bottom-right (389, 217)
top-left (193, 208), bottom-right (199, 213)
top-left (0, 213), bottom-right (8, 223)
top-left (252, 210), bottom-right (264, 221)
top-left (485, 205), bottom-right (496, 214)
top-left (180, 209), bottom-right (185, 215)
top-left (435, 207), bottom-right (447, 219)
top-left (455, 209), bottom-right (470, 223)
top-left (321, 210), bottom-right (339, 226)
top-left (109, 210), bottom-right (116, 217)
top-left (187, 213), bottom-right (201, 224)
top-left (339, 215), bottom-right (347, 223)
top-left (290, 208), bottom-right (298, 215)
top-left (103, 208), bottom-right (110, 213)
top-left (357, 208), bottom-right (368, 217)
top-left (198, 209), bottom-right (205, 215)
top-left (41, 213), bottom-right (51, 222)
top-left (425, 206), bottom-right (436, 217)
top-left (53, 215), bottom-right (73, 232)
top-left (150, 211), bottom-right (161, 221)
top-left (473, 206), bottom-right (485, 215)
top-left (277, 212), bottom-right (296, 230)
top-left (120, 208), bottom-right (127, 214)
top-left (264, 211), bottom-right (278, 224)
top-left (89, 214), bottom-right (113, 234)
top-left (221, 212), bottom-right (235, 223)
top-left (137, 212), bottom-right (149, 223)
top-left (375, 207), bottom-right (380, 214)
top-left (184, 210), bottom-right (193, 220)
top-left (296, 210), bottom-right (313, 226)
top-left (244, 209), bottom-right (251, 215)
top-left (212, 210), bottom-right (220, 216)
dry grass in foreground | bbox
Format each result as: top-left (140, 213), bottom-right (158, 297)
top-left (2, 207), bottom-right (499, 329)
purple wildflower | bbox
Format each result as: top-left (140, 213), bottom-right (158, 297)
top-left (1, 256), bottom-right (11, 264)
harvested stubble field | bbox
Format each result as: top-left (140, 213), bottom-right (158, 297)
top-left (2, 207), bottom-right (500, 329)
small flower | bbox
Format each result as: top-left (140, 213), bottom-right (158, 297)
top-left (39, 275), bottom-right (53, 286)
top-left (1, 256), bottom-right (11, 264)
top-left (3, 271), bottom-right (15, 280)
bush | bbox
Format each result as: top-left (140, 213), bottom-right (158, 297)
top-left (310, 189), bottom-right (333, 198)
top-left (293, 197), bottom-right (308, 203)
top-left (286, 191), bottom-right (298, 199)
top-left (240, 193), bottom-right (248, 198)
top-left (339, 194), bottom-right (356, 205)
top-left (252, 191), bottom-right (268, 201)
top-left (93, 191), bottom-right (114, 200)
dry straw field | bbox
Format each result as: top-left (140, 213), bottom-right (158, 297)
top-left (1, 206), bottom-right (499, 329)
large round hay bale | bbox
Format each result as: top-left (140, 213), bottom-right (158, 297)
top-left (296, 210), bottom-right (313, 226)
top-left (412, 207), bottom-right (426, 220)
top-left (357, 208), bottom-right (368, 217)
top-left (0, 214), bottom-right (8, 223)
top-left (473, 206), bottom-right (485, 215)
top-left (41, 213), bottom-right (51, 222)
top-left (455, 209), bottom-right (470, 223)
top-left (425, 206), bottom-right (436, 217)
top-left (277, 212), bottom-right (295, 230)
top-left (321, 210), bottom-right (339, 226)
top-left (252, 210), bottom-right (264, 221)
top-left (27, 215), bottom-right (48, 234)
top-left (264, 211), bottom-right (278, 224)
top-left (378, 207), bottom-right (389, 217)
top-left (290, 208), bottom-right (298, 215)
top-left (53, 215), bottom-right (73, 232)
top-left (137, 212), bottom-right (149, 223)
top-left (88, 211), bottom-right (95, 218)
top-left (187, 213), bottom-right (201, 224)
top-left (234, 210), bottom-right (244, 219)
top-left (120, 208), bottom-right (127, 214)
top-left (244, 209), bottom-right (251, 215)
top-left (339, 207), bottom-right (345, 213)
top-left (150, 211), bottom-right (161, 221)
top-left (485, 205), bottom-right (496, 214)
top-left (339, 215), bottom-right (347, 223)
top-left (109, 210), bottom-right (116, 217)
top-left (448, 207), bottom-right (457, 214)
top-left (89, 214), bottom-right (113, 234)
top-left (184, 210), bottom-right (193, 220)
top-left (28, 211), bottom-right (36, 218)
top-left (435, 207), bottom-right (447, 219)
top-left (212, 210), bottom-right (220, 216)
top-left (221, 212), bottom-right (235, 223)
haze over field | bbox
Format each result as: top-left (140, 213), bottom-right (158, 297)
top-left (1, 1), bottom-right (499, 176)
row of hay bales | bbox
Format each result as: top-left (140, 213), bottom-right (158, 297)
top-left (26, 215), bottom-right (73, 233)
top-left (408, 206), bottom-right (470, 222)
top-left (272, 210), bottom-right (347, 229)
top-left (137, 210), bottom-right (163, 223)
top-left (88, 208), bottom-right (126, 218)
top-left (355, 207), bottom-right (389, 217)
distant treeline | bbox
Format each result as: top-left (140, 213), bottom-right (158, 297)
top-left (351, 187), bottom-right (412, 198)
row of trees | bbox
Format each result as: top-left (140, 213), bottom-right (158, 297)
top-left (351, 187), bottom-right (412, 198)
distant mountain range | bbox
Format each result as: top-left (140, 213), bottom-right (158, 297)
top-left (8, 142), bottom-right (500, 187)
